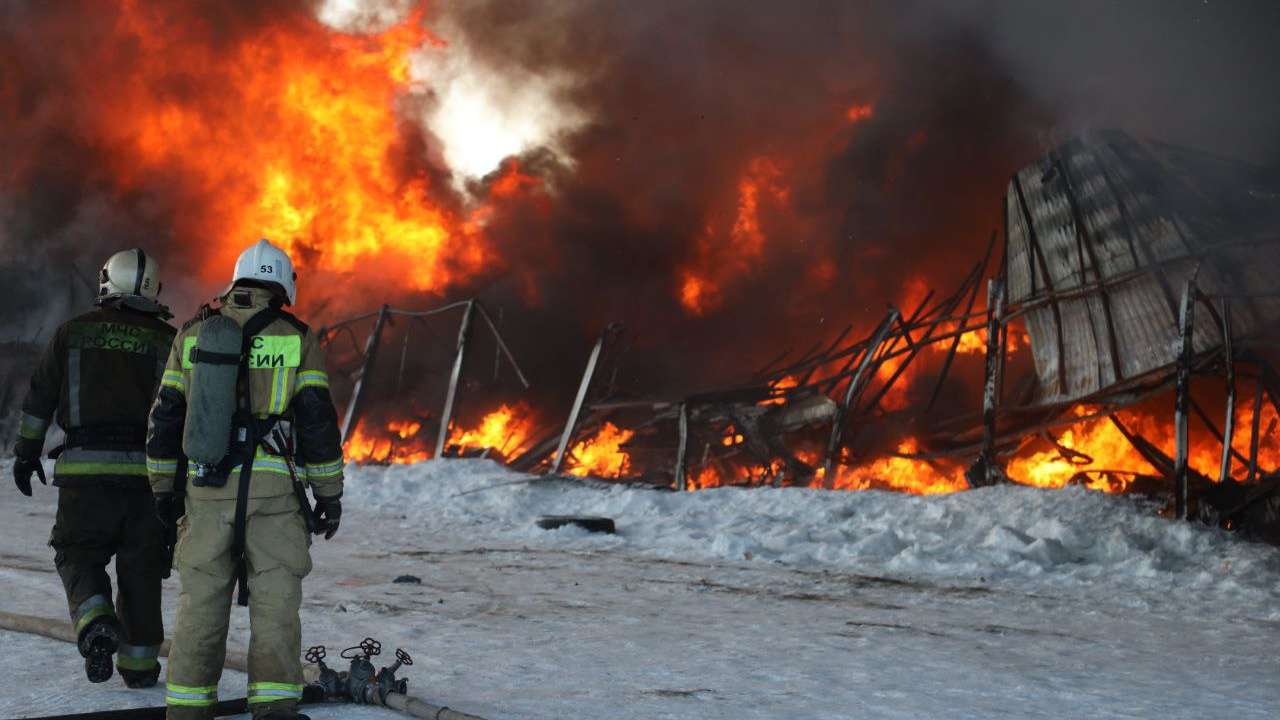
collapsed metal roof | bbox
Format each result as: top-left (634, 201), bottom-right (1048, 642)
top-left (1004, 129), bottom-right (1280, 405)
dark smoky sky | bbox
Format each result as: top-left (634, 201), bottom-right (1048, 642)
top-left (431, 0), bottom-right (1280, 407)
top-left (2, 0), bottom-right (1278, 420)
top-left (909, 0), bottom-right (1280, 162)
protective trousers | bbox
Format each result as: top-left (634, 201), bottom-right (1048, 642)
top-left (51, 486), bottom-right (166, 674)
top-left (165, 493), bottom-right (312, 720)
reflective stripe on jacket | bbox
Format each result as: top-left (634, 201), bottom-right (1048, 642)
top-left (18, 305), bottom-right (175, 488)
top-left (146, 287), bottom-right (345, 500)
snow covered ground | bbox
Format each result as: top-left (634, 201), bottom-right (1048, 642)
top-left (1, 458), bottom-right (1278, 719)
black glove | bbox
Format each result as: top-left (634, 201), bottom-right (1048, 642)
top-left (314, 495), bottom-right (341, 540)
top-left (155, 492), bottom-right (178, 530)
top-left (12, 438), bottom-right (47, 497)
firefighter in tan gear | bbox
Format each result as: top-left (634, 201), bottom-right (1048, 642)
top-left (147, 239), bottom-right (344, 720)
top-left (11, 248), bottom-right (175, 687)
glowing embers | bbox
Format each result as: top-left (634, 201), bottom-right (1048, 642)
top-left (846, 104), bottom-right (874, 123)
top-left (682, 435), bottom-right (967, 496)
top-left (761, 376), bottom-right (799, 406)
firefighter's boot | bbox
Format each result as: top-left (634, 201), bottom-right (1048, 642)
top-left (78, 616), bottom-right (121, 683)
top-left (120, 663), bottom-right (162, 688)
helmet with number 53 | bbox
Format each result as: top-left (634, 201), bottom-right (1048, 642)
top-left (223, 238), bottom-right (297, 305)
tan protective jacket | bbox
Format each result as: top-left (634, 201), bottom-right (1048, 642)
top-left (146, 287), bottom-right (344, 500)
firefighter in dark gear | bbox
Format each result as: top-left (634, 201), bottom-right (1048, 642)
top-left (12, 248), bottom-right (175, 687)
top-left (148, 239), bottom-right (344, 720)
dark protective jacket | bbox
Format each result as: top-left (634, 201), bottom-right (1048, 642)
top-left (17, 304), bottom-right (176, 488)
top-left (146, 286), bottom-right (345, 500)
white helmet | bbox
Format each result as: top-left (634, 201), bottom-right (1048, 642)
top-left (223, 238), bottom-right (297, 305)
top-left (98, 248), bottom-right (161, 302)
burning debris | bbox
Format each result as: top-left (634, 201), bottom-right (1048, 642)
top-left (305, 129), bottom-right (1280, 544)
top-left (317, 300), bottom-right (532, 465)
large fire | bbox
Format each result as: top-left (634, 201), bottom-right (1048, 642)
top-left (55, 2), bottom-right (505, 296)
top-left (10, 2), bottom-right (1271, 509)
top-left (672, 393), bottom-right (1280, 496)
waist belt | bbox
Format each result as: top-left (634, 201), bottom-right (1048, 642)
top-left (64, 426), bottom-right (147, 449)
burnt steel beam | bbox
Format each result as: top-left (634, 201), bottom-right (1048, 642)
top-left (1219, 297), bottom-right (1237, 482)
top-left (823, 309), bottom-right (900, 480)
top-left (550, 325), bottom-right (619, 474)
top-left (1188, 397), bottom-right (1251, 471)
top-left (435, 300), bottom-right (476, 458)
top-left (1173, 280), bottom-right (1196, 520)
top-left (674, 403), bottom-right (690, 492)
top-left (927, 232), bottom-right (996, 410)
top-left (971, 278), bottom-right (1009, 487)
top-left (340, 304), bottom-right (390, 443)
top-left (321, 300), bottom-right (472, 335)
top-left (794, 324), bottom-right (853, 387)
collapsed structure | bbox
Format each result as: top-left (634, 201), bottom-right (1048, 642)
top-left (988, 129), bottom-right (1280, 531)
top-left (318, 129), bottom-right (1280, 538)
top-left (5, 130), bottom-right (1279, 537)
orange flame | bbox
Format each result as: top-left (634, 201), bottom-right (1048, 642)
top-left (1009, 401), bottom-right (1280, 491)
top-left (846, 104), bottom-right (874, 122)
top-left (345, 403), bottom-right (536, 465)
top-left (761, 375), bottom-right (800, 405)
top-left (96, 2), bottom-right (502, 296)
top-left (389, 420), bottom-right (421, 439)
top-left (345, 419), bottom-right (431, 465)
top-left (822, 439), bottom-right (967, 494)
top-left (565, 423), bottom-right (635, 478)
top-left (450, 403), bottom-right (534, 457)
top-left (678, 157), bottom-right (789, 316)
top-left (685, 391), bottom-right (1280, 496)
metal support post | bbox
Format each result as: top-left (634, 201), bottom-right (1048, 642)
top-left (1173, 280), bottom-right (1196, 520)
top-left (550, 326), bottom-right (615, 474)
top-left (674, 403), bottom-right (690, 492)
top-left (968, 278), bottom-right (1008, 488)
top-left (1219, 297), bottom-right (1236, 483)
top-left (435, 301), bottom-right (476, 458)
top-left (340, 304), bottom-right (390, 443)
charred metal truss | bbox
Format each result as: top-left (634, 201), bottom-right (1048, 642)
top-left (513, 130), bottom-right (1280, 528)
top-left (322, 130), bottom-right (1280, 537)
top-left (510, 234), bottom-right (1001, 488)
top-left (318, 300), bottom-right (530, 456)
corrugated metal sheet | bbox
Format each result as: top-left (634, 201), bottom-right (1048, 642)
top-left (1005, 129), bottom-right (1280, 405)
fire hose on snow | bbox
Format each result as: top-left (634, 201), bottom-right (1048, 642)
top-left (0, 610), bottom-right (492, 720)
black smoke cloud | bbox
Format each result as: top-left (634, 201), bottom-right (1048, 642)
top-left (431, 0), bottom-right (1280, 411)
top-left (437, 0), bottom-right (1046, 400)
top-left (910, 0), bottom-right (1280, 162)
